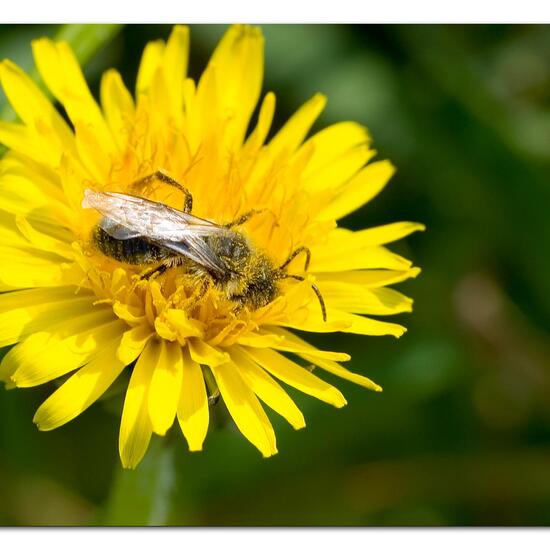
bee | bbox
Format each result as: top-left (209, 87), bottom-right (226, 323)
top-left (82, 170), bottom-right (326, 320)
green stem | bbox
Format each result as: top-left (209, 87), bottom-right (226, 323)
top-left (100, 437), bottom-right (176, 526)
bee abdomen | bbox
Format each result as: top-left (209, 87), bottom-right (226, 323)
top-left (92, 226), bottom-right (169, 265)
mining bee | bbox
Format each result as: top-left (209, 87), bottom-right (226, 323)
top-left (82, 170), bottom-right (327, 321)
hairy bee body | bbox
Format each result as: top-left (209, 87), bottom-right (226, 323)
top-left (93, 221), bottom-right (279, 311)
top-left (93, 225), bottom-right (170, 265)
top-left (83, 183), bottom-right (325, 319)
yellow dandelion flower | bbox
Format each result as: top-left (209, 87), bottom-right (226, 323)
top-left (0, 25), bottom-right (423, 469)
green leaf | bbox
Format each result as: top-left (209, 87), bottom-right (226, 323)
top-left (54, 24), bottom-right (123, 69)
top-left (100, 436), bottom-right (176, 526)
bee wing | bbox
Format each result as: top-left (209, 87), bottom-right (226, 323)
top-left (83, 189), bottom-right (220, 240)
top-left (99, 217), bottom-right (142, 240)
top-left (160, 234), bottom-right (228, 274)
top-left (82, 189), bottom-right (227, 273)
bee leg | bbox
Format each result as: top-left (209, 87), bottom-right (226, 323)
top-left (185, 277), bottom-right (211, 310)
top-left (223, 209), bottom-right (262, 228)
top-left (231, 301), bottom-right (245, 317)
top-left (279, 246), bottom-right (311, 272)
top-left (140, 262), bottom-right (169, 281)
top-left (131, 169), bottom-right (194, 213)
top-left (278, 273), bottom-right (327, 322)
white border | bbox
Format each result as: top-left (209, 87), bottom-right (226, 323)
top-left (1, 3), bottom-right (550, 543)
top-left (1, 528), bottom-right (550, 549)
top-left (0, 0), bottom-right (550, 23)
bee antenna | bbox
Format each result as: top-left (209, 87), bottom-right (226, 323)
top-left (279, 273), bottom-right (327, 322)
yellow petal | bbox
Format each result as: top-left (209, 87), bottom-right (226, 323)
top-left (315, 267), bottom-right (421, 287)
top-left (33, 326), bottom-right (149, 431)
top-left (177, 347), bottom-right (209, 451)
top-left (32, 38), bottom-right (116, 160)
top-left (351, 221), bottom-right (426, 246)
top-left (6, 311), bottom-right (124, 387)
top-left (100, 69), bottom-right (135, 151)
top-left (0, 214), bottom-right (66, 256)
top-left (0, 122), bottom-right (51, 165)
top-left (326, 309), bottom-right (407, 338)
top-left (304, 355), bottom-right (382, 392)
top-left (283, 299), bottom-right (407, 336)
top-left (73, 120), bottom-right (112, 184)
top-left (271, 328), bottom-right (381, 392)
top-left (161, 25), bottom-right (190, 120)
top-left (0, 59), bottom-right (75, 162)
top-left (117, 325), bottom-right (154, 364)
top-left (112, 301), bottom-right (147, 327)
top-left (317, 281), bottom-right (414, 315)
top-left (0, 287), bottom-right (97, 347)
top-left (273, 314), bottom-right (351, 334)
top-left (238, 329), bottom-right (350, 362)
top-left (57, 152), bottom-right (91, 214)
top-left (148, 341), bottom-right (183, 436)
top-left (310, 243), bottom-right (412, 272)
top-left (243, 347), bottom-right (347, 408)
top-left (236, 331), bottom-right (284, 348)
top-left (119, 338), bottom-right (158, 469)
top-left (269, 93), bottom-right (326, 155)
top-left (269, 280), bottom-right (352, 333)
top-left (307, 145), bottom-right (375, 193)
top-left (0, 244), bottom-right (75, 290)
top-left (304, 122), bottom-right (369, 169)
top-left (1, 148), bottom-right (61, 184)
top-left (162, 310), bottom-right (205, 341)
top-left (188, 338), bottom-right (230, 367)
top-left (231, 347), bottom-right (305, 430)
top-left (319, 160), bottom-right (396, 220)
top-left (136, 39), bottom-right (165, 97)
top-left (242, 92), bottom-right (276, 154)
top-left (0, 167), bottom-right (73, 227)
top-left (302, 122), bottom-right (374, 191)
top-left (0, 212), bottom-right (75, 261)
top-left (211, 360), bottom-right (277, 457)
top-left (204, 24), bottom-right (264, 149)
top-left (15, 216), bottom-right (74, 260)
top-left (137, 32), bottom-right (185, 141)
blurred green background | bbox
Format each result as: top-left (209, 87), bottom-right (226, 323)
top-left (2, 24), bottom-right (550, 526)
